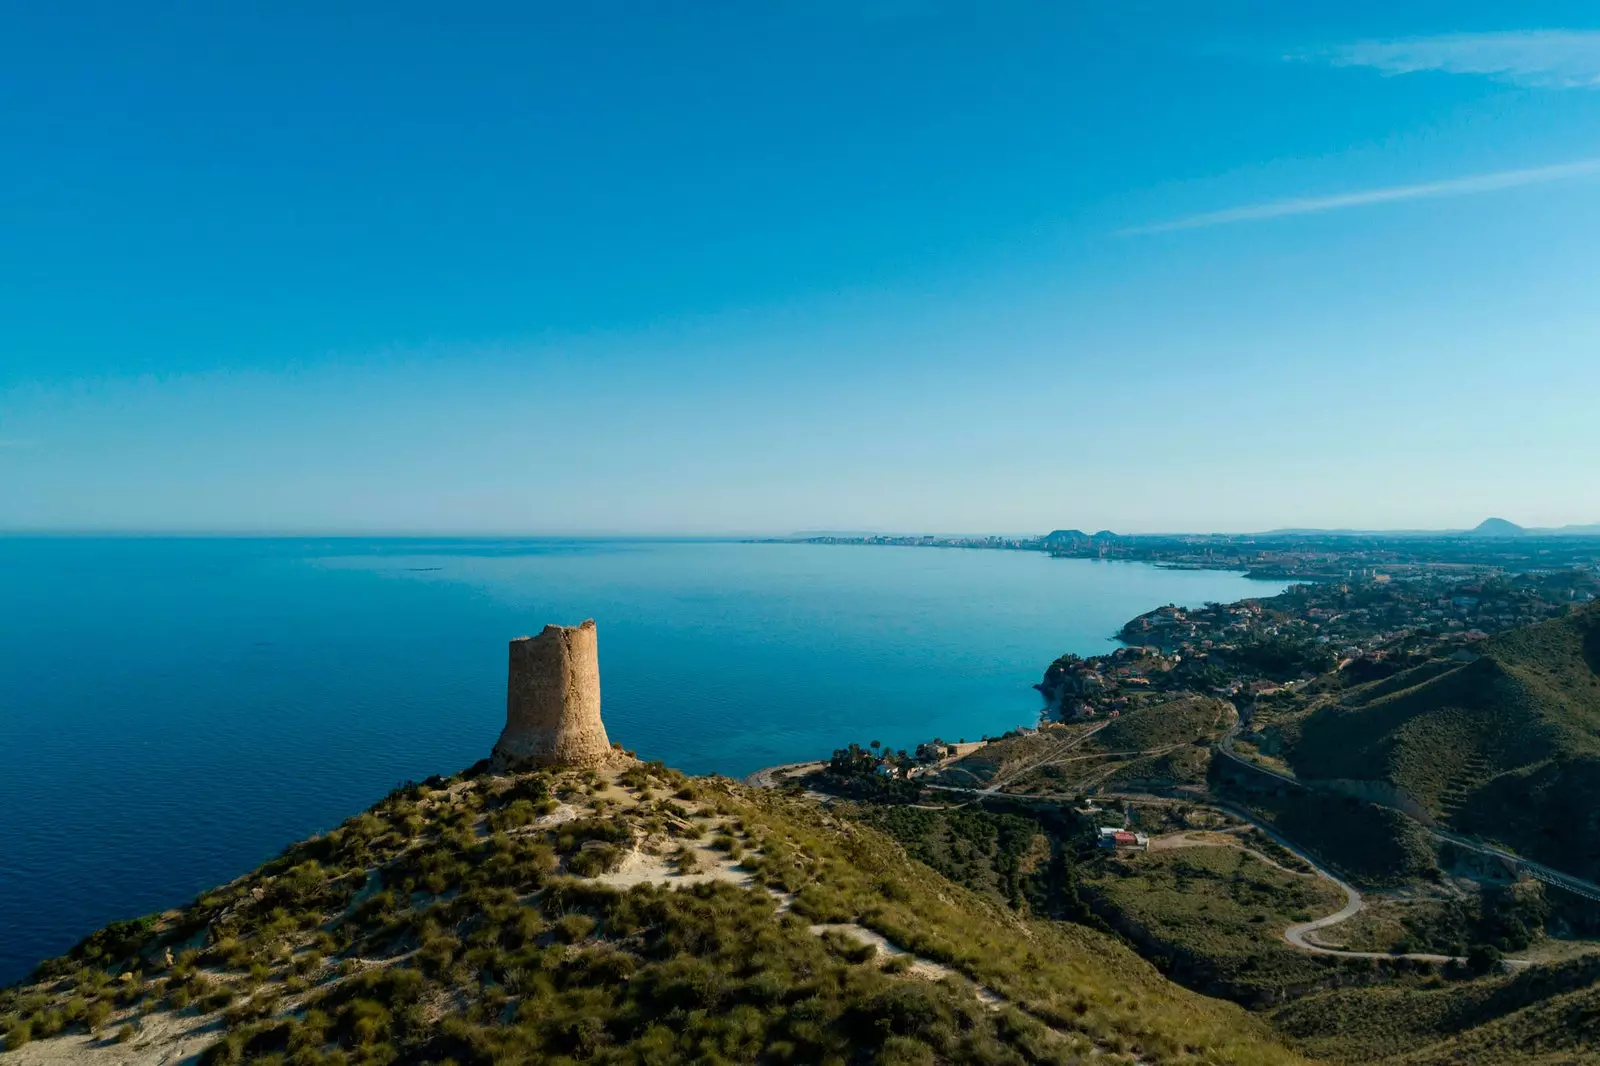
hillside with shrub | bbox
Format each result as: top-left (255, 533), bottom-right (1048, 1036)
top-left (1207, 762), bottom-right (1440, 889)
top-left (1079, 846), bottom-right (1349, 1007)
top-left (1271, 952), bottom-right (1600, 1064)
top-left (1098, 697), bottom-right (1235, 751)
top-left (1273, 602), bottom-right (1600, 877)
top-left (0, 760), bottom-right (1309, 1066)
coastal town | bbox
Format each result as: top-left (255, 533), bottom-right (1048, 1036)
top-left (790, 532), bottom-right (1600, 770)
top-left (1041, 565), bottom-right (1598, 721)
top-left (790, 520), bottom-right (1600, 581)
top-left (784, 521), bottom-right (1600, 733)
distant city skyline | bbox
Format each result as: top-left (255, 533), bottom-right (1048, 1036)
top-left (4, 4), bottom-right (1599, 534)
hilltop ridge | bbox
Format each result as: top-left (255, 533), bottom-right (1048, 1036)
top-left (0, 760), bottom-right (1308, 1066)
top-left (0, 624), bottom-right (1310, 1066)
top-left (1268, 602), bottom-right (1600, 878)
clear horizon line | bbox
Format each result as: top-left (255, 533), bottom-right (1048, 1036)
top-left (3, 521), bottom-right (1596, 540)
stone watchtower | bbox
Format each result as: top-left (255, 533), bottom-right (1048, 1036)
top-left (491, 620), bottom-right (613, 769)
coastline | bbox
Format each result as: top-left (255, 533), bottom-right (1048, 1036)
top-left (0, 538), bottom-right (1289, 987)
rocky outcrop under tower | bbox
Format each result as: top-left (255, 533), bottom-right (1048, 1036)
top-left (491, 619), bottom-right (615, 769)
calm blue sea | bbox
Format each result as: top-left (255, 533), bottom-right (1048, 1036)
top-left (0, 537), bottom-right (1284, 982)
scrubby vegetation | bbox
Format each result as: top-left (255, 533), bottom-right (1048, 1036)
top-left (1272, 602), bottom-right (1600, 878)
top-left (946, 698), bottom-right (1232, 799)
top-left (847, 802), bottom-right (1101, 926)
top-left (0, 761), bottom-right (1308, 1065)
top-left (1210, 762), bottom-right (1440, 888)
top-left (1080, 845), bottom-right (1354, 1007)
top-left (1321, 883), bottom-right (1552, 958)
top-left (1272, 952), bottom-right (1600, 1064)
top-left (1098, 697), bottom-right (1234, 752)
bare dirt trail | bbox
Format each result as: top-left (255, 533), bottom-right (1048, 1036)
top-left (1119, 799), bottom-right (1533, 970)
top-left (983, 722), bottom-right (1110, 792)
top-left (1137, 830), bottom-right (1385, 955)
top-left (601, 824), bottom-right (1137, 1057)
top-left (930, 778), bottom-right (1533, 972)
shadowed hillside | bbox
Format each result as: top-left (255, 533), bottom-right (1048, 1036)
top-left (1276, 603), bottom-right (1600, 877)
top-left (1272, 952), bottom-right (1600, 1064)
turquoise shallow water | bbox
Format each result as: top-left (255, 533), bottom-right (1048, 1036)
top-left (0, 537), bottom-right (1285, 982)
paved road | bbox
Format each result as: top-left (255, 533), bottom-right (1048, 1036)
top-left (1106, 790), bottom-right (1538, 969)
top-left (750, 716), bottom-right (1588, 969)
top-left (1216, 720), bottom-right (1600, 903)
top-left (930, 781), bottom-right (1530, 969)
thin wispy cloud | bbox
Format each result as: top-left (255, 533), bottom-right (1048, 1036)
top-left (1123, 157), bottom-right (1600, 235)
top-left (1313, 30), bottom-right (1600, 89)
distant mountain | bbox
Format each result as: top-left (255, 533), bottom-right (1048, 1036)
top-left (1259, 520), bottom-right (1600, 538)
top-left (1043, 528), bottom-right (1124, 545)
top-left (1467, 517), bottom-right (1527, 538)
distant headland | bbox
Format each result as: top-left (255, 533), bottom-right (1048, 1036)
top-left (762, 519), bottom-right (1600, 581)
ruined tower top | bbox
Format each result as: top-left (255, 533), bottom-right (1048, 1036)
top-left (491, 620), bottom-right (613, 770)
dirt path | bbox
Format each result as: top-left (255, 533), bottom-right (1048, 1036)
top-left (597, 838), bottom-right (1136, 1057)
top-left (983, 722), bottom-right (1110, 792)
top-left (941, 780), bottom-right (1530, 972)
top-left (1116, 797), bottom-right (1532, 970)
top-left (0, 1012), bottom-right (221, 1066)
top-left (744, 760), bottom-right (825, 789)
top-left (1147, 831), bottom-right (1298, 876)
top-left (1217, 716), bottom-right (1600, 905)
top-left (1141, 830), bottom-right (1382, 953)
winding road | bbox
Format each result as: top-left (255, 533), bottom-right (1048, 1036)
top-left (1217, 718), bottom-right (1600, 904)
top-left (749, 713), bottom-right (1589, 971)
top-left (924, 780), bottom-right (1533, 969)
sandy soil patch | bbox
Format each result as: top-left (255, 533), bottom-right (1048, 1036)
top-left (2, 1010), bottom-right (222, 1066)
top-left (533, 803), bottom-right (580, 828)
top-left (591, 842), bottom-right (755, 891)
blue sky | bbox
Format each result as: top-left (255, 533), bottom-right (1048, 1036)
top-left (3, 2), bottom-right (1598, 534)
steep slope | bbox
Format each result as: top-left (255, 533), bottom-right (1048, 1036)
top-left (1270, 953), bottom-right (1600, 1065)
top-left (1275, 603), bottom-right (1600, 877)
top-left (1098, 697), bottom-right (1234, 751)
top-left (0, 760), bottom-right (1307, 1066)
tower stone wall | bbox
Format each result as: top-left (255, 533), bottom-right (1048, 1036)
top-left (492, 619), bottom-right (613, 769)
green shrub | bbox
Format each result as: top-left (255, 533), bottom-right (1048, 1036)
top-left (1467, 943), bottom-right (1503, 975)
top-left (555, 914), bottom-right (597, 943)
top-left (3, 1020), bottom-right (32, 1050)
top-left (567, 843), bottom-right (622, 877)
top-left (819, 930), bottom-right (878, 964)
top-left (84, 998), bottom-right (113, 1031)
